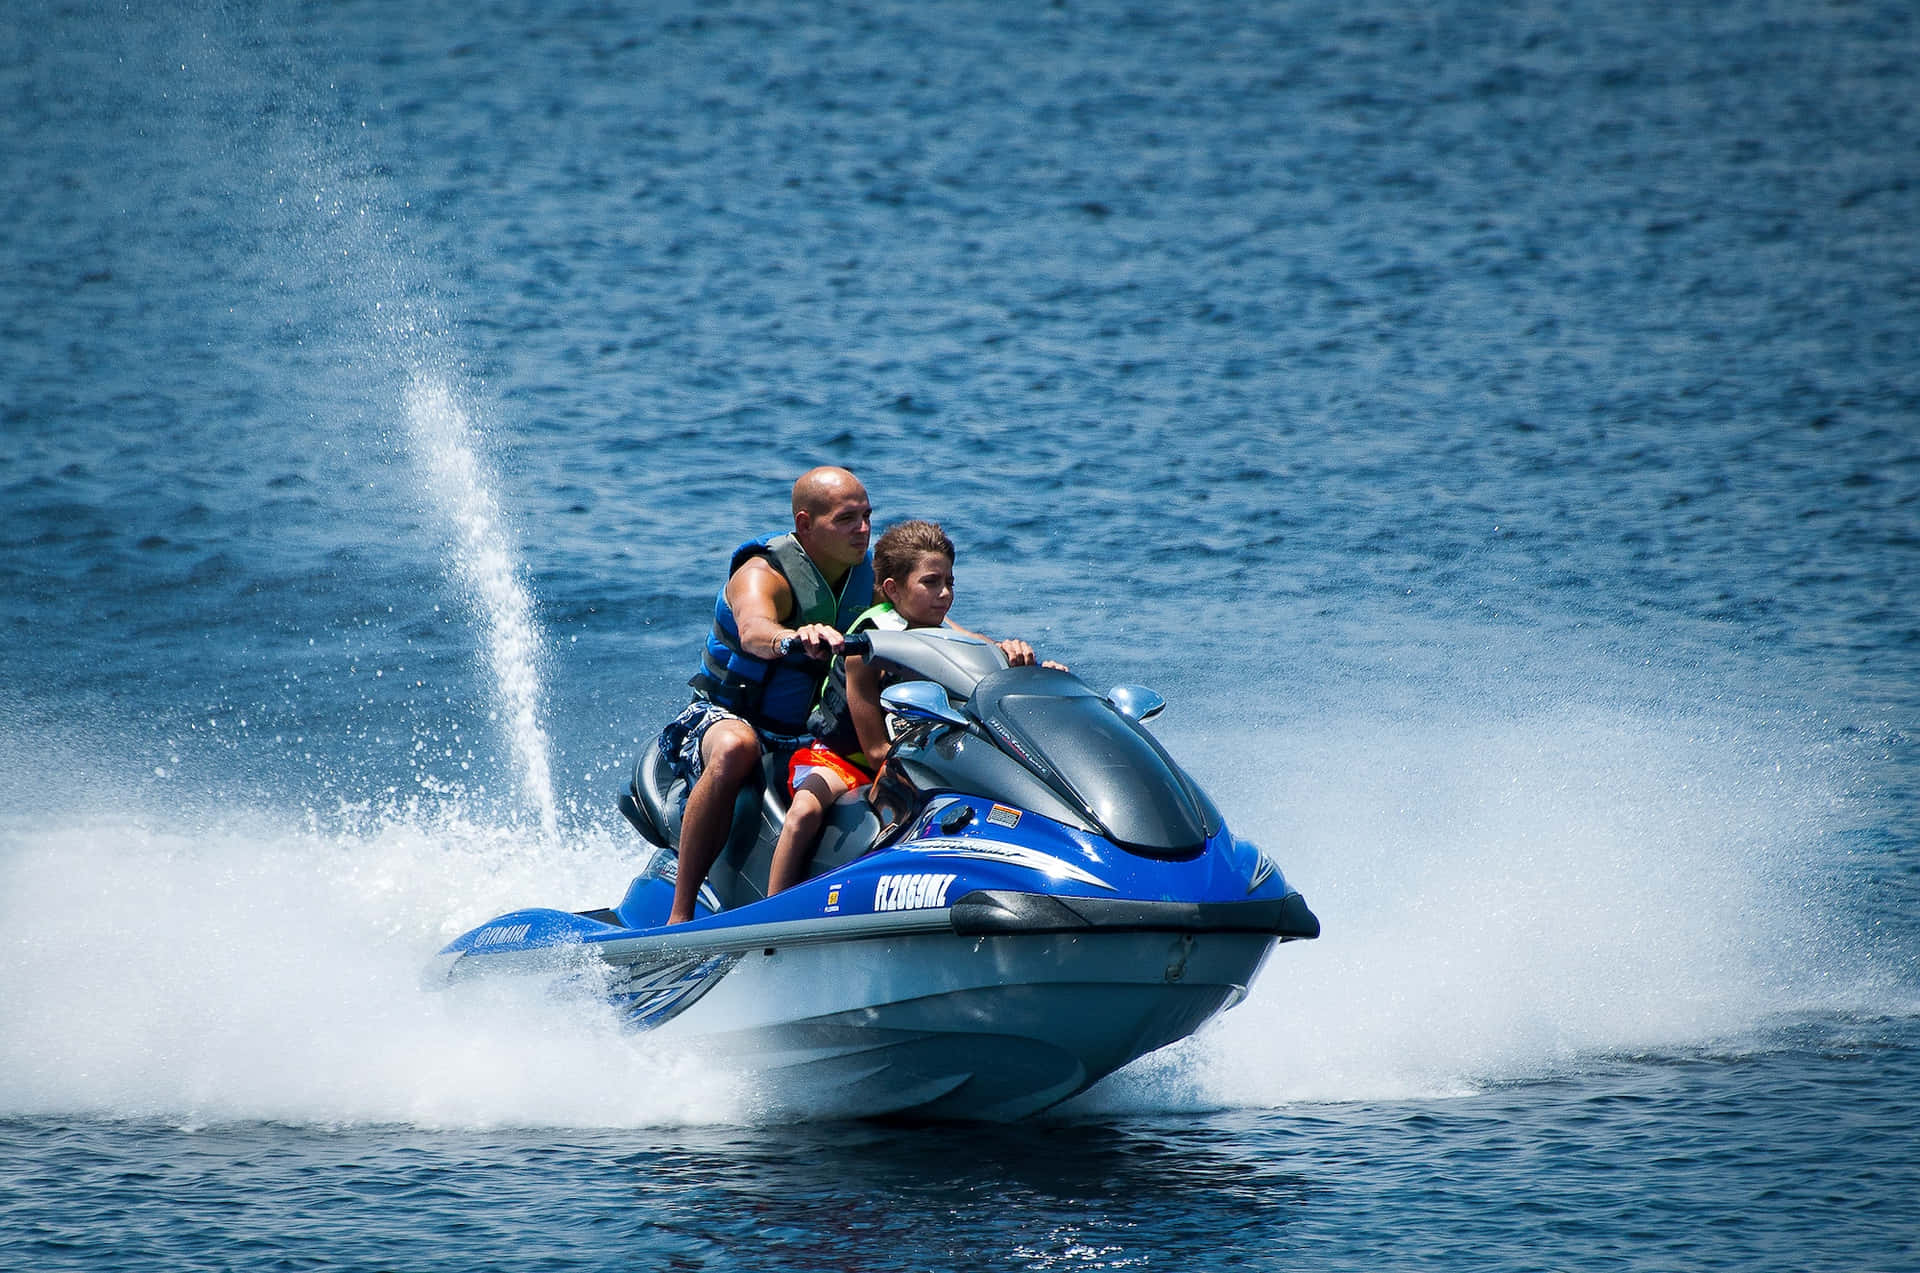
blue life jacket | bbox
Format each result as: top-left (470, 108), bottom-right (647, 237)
top-left (688, 533), bottom-right (876, 737)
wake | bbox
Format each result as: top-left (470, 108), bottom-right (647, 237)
top-left (1080, 703), bottom-right (1895, 1113)
top-left (0, 697), bottom-right (1891, 1127)
top-left (0, 799), bottom-right (740, 1128)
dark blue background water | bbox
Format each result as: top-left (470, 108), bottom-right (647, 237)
top-left (3, 1), bottom-right (1917, 1268)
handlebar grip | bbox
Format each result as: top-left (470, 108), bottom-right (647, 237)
top-left (776, 632), bottom-right (871, 657)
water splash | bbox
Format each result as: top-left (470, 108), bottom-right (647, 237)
top-left (404, 376), bottom-right (561, 842)
top-left (0, 804), bottom-right (741, 1128)
top-left (1075, 705), bottom-right (1893, 1115)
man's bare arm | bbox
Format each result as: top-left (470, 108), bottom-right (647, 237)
top-left (725, 557), bottom-right (843, 659)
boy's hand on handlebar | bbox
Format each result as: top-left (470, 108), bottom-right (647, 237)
top-left (997, 639), bottom-right (1036, 666)
top-left (996, 639), bottom-right (1066, 671)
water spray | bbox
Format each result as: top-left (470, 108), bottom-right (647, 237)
top-left (404, 376), bottom-right (561, 843)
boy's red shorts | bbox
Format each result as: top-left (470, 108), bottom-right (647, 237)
top-left (787, 746), bottom-right (870, 796)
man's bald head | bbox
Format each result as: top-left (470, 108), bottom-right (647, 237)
top-left (789, 467), bottom-right (871, 580)
top-left (792, 466), bottom-right (865, 519)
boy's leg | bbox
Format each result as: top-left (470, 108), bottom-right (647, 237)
top-left (767, 770), bottom-right (851, 896)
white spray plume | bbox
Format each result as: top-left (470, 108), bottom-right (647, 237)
top-left (0, 806), bottom-right (740, 1128)
top-left (404, 376), bottom-right (560, 843)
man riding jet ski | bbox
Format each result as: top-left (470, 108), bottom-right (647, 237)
top-left (429, 618), bottom-right (1320, 1122)
top-left (654, 465), bottom-right (877, 925)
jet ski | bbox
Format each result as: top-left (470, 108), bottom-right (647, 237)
top-left (428, 628), bottom-right (1319, 1121)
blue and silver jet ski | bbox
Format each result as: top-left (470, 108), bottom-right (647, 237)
top-left (429, 629), bottom-right (1318, 1121)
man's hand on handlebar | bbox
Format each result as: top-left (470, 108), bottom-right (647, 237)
top-left (778, 624), bottom-right (845, 659)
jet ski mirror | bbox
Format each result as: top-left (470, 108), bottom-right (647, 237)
top-left (881, 680), bottom-right (970, 729)
top-left (1106, 685), bottom-right (1166, 723)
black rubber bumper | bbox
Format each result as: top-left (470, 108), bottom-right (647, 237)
top-left (949, 889), bottom-right (1321, 940)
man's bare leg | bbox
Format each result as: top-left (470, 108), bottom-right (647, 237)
top-left (667, 719), bottom-right (761, 924)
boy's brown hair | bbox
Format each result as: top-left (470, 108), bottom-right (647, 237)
top-left (872, 520), bottom-right (955, 597)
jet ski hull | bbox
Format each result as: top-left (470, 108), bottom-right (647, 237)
top-left (626, 926), bottom-right (1275, 1121)
top-left (433, 901), bottom-right (1282, 1121)
top-left (431, 809), bottom-right (1315, 1120)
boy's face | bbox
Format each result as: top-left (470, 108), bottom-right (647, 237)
top-left (884, 552), bottom-right (954, 628)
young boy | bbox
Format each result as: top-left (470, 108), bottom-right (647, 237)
top-left (764, 520), bottom-right (1050, 895)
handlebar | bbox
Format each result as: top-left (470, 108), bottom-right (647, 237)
top-left (775, 632), bottom-right (873, 658)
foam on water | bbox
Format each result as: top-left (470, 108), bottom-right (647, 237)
top-left (1077, 703), bottom-right (1896, 1115)
top-left (0, 797), bottom-right (743, 1129)
top-left (0, 694), bottom-right (1893, 1131)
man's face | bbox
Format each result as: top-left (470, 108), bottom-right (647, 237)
top-left (804, 484), bottom-right (872, 571)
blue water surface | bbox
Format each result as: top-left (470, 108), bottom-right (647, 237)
top-left (3, 1), bottom-right (1917, 1269)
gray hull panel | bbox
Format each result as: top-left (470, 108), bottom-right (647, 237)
top-left (628, 929), bottom-right (1276, 1121)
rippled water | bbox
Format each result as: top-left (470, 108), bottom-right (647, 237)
top-left (3, 0), bottom-right (1917, 1268)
